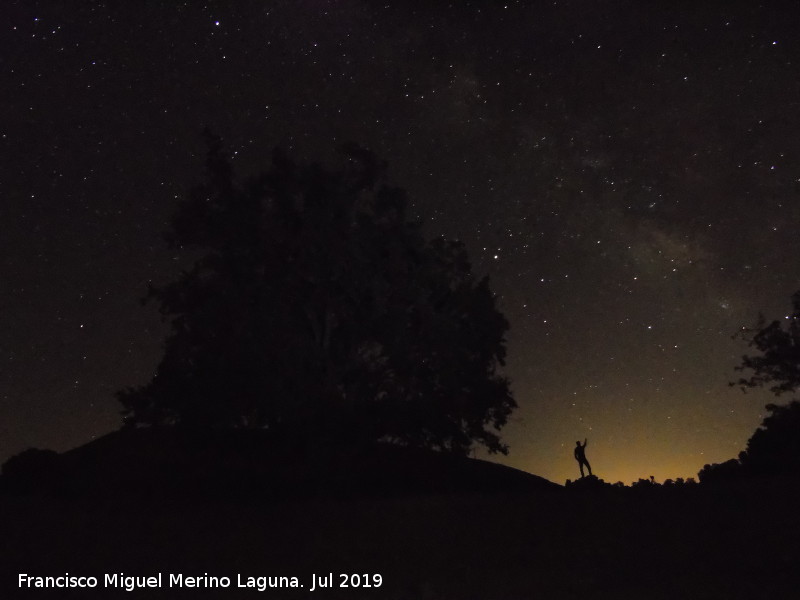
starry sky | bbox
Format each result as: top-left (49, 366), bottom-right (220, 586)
top-left (3, 1), bottom-right (800, 484)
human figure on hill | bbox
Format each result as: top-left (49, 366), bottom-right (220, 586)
top-left (574, 438), bottom-right (592, 478)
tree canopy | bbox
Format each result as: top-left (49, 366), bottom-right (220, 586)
top-left (733, 291), bottom-right (800, 396)
top-left (117, 135), bottom-right (516, 455)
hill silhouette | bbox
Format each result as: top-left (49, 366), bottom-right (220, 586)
top-left (4, 435), bottom-right (800, 598)
top-left (4, 449), bottom-right (799, 599)
top-left (2, 428), bottom-right (559, 499)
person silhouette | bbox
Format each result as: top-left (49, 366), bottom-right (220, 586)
top-left (574, 438), bottom-right (592, 478)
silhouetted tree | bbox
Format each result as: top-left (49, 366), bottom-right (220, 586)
top-left (117, 134), bottom-right (516, 455)
top-left (698, 458), bottom-right (743, 483)
top-left (631, 476), bottom-right (659, 490)
top-left (729, 291), bottom-right (800, 475)
top-left (733, 291), bottom-right (800, 396)
top-left (738, 401), bottom-right (800, 475)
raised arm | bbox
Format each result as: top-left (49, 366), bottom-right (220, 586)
top-left (584, 438), bottom-right (588, 447)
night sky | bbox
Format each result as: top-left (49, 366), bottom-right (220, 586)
top-left (4, 1), bottom-right (800, 485)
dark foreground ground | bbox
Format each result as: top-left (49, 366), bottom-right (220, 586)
top-left (2, 476), bottom-right (799, 600)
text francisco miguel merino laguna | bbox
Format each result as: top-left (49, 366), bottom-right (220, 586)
top-left (19, 572), bottom-right (384, 592)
